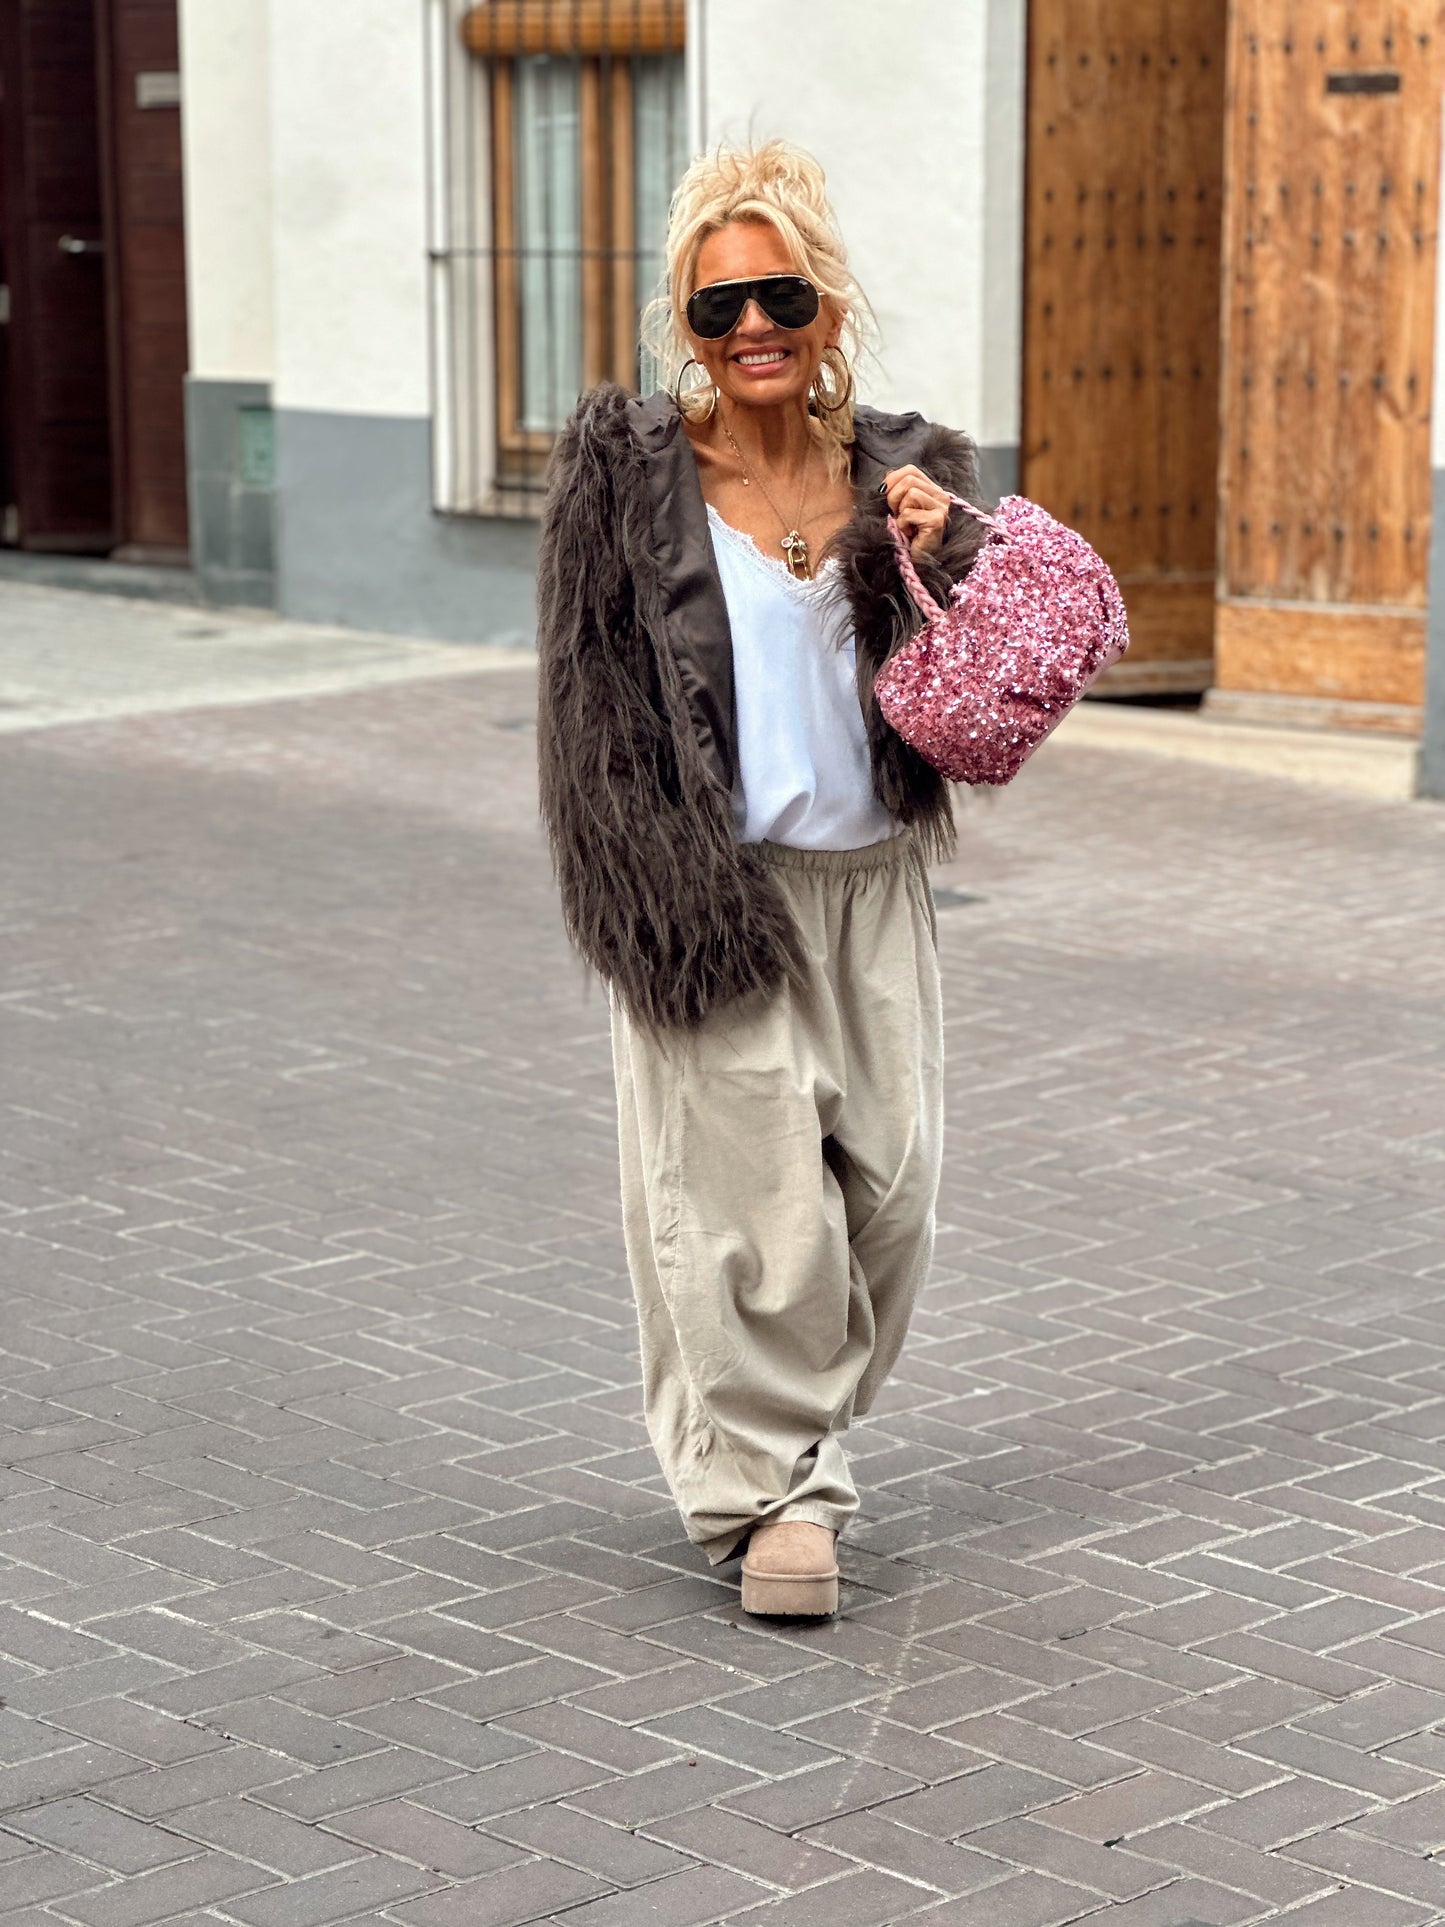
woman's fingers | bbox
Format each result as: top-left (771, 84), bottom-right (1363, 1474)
top-left (884, 473), bottom-right (949, 556)
top-left (884, 469), bottom-right (952, 555)
top-left (883, 465), bottom-right (948, 514)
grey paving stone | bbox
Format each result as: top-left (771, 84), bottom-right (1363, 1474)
top-left (483, 1800), bottom-right (696, 1886)
top-left (570, 1756), bottom-right (757, 1828)
top-left (169, 1796), bottom-right (364, 1876)
top-left (643, 1704), bottom-right (839, 1777)
top-left (803, 1810), bottom-right (1004, 1896)
top-left (0, 1847), bottom-right (108, 1909)
top-left (720, 1867), bottom-right (942, 1925)
top-left (877, 1765), bottom-right (1073, 1839)
top-left (5, 1794), bottom-right (195, 1873)
top-left (553, 1863), bottom-right (771, 1926)
top-left (416, 1747), bottom-right (616, 1822)
top-left (275, 1655), bottom-right (465, 1716)
top-left (424, 1654), bottom-right (609, 1720)
top-left (644, 1806), bottom-right (853, 1890)
top-left (220, 1852), bottom-right (443, 1927)
top-left (496, 1699), bottom-right (684, 1772)
top-left (386, 1857), bottom-right (611, 1927)
top-left (927, 1713), bottom-right (1128, 1789)
top-left (723, 1760), bottom-right (921, 1832)
top-left (1196, 1773), bottom-right (1380, 1849)
top-left (319, 1797), bottom-right (528, 1877)
top-left (1283, 1822), bottom-right (1445, 1907)
top-left (247, 1744), bottom-right (468, 1821)
top-left (964, 1816), bottom-right (1169, 1902)
top-left (200, 1694), bottom-right (385, 1765)
top-left (1348, 1783), bottom-right (1445, 1851)
top-left (45, 1696), bottom-right (231, 1765)
top-left (905, 1871), bottom-right (1109, 1926)
top-left (1042, 1770), bottom-right (1226, 1841)
top-left (569, 1660), bottom-right (745, 1725)
top-left (340, 1694), bottom-right (533, 1768)
top-left (58, 1851), bottom-right (277, 1927)
top-left (0, 1742), bottom-right (148, 1812)
top-left (1055, 1879), bottom-right (1257, 1925)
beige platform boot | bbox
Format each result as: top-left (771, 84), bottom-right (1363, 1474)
top-left (739, 1520), bottom-right (839, 1617)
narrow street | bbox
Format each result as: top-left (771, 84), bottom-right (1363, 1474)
top-left (3, 582), bottom-right (1444, 1927)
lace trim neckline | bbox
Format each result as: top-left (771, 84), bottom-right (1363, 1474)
top-left (705, 502), bottom-right (839, 595)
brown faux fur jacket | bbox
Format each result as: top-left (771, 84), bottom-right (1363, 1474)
top-left (535, 383), bottom-right (986, 1030)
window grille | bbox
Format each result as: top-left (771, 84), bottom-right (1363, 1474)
top-left (426, 0), bottom-right (689, 515)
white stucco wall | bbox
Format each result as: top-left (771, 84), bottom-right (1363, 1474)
top-left (698, 0), bottom-right (1025, 452)
top-left (266, 0), bottom-right (431, 417)
top-left (177, 0), bottom-right (275, 382)
top-left (1434, 92), bottom-right (1445, 472)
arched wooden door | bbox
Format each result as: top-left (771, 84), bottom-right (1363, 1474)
top-left (1022, 0), bottom-right (1229, 693)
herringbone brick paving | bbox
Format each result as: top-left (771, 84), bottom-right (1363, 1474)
top-left (2, 649), bottom-right (1444, 1926)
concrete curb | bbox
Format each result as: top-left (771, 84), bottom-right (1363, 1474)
top-left (1059, 700), bottom-right (1422, 802)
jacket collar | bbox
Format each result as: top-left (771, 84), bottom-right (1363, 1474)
top-left (623, 391), bottom-right (936, 799)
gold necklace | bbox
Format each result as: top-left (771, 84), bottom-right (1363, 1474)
top-left (718, 407), bottom-right (814, 578)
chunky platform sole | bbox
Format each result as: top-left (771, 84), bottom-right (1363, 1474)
top-left (739, 1562), bottom-right (840, 1618)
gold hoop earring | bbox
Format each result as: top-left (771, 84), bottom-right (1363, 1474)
top-left (673, 356), bottom-right (719, 422)
top-left (811, 345), bottom-right (855, 417)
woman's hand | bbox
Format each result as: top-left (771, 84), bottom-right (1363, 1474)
top-left (882, 465), bottom-right (954, 558)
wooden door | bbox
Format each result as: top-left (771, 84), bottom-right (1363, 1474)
top-left (1214, 1), bottom-right (1445, 728)
top-left (96, 0), bottom-right (188, 556)
top-left (1023, 0), bottom-right (1228, 692)
top-left (0, 0), bottom-right (114, 549)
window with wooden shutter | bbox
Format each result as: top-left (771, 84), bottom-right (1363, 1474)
top-left (429, 0), bottom-right (687, 510)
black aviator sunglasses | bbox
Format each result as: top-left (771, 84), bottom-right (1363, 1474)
top-left (685, 274), bottom-right (822, 340)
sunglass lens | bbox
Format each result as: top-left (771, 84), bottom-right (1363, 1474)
top-left (687, 285), bottom-right (746, 338)
top-left (759, 278), bottom-right (820, 329)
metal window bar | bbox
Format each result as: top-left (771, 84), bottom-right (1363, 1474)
top-left (427, 0), bottom-right (687, 515)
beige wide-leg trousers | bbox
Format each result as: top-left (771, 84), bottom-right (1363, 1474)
top-left (610, 833), bottom-right (943, 1566)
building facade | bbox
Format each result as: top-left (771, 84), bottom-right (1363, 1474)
top-left (5, 1), bottom-right (1445, 788)
top-left (174, 0), bottom-right (1024, 649)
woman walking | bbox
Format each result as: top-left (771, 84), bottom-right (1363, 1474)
top-left (535, 141), bottom-right (983, 1618)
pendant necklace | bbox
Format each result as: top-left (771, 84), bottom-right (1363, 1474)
top-left (719, 407), bottom-right (814, 579)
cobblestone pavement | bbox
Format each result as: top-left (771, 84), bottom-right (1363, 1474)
top-left (2, 605), bottom-right (1445, 1927)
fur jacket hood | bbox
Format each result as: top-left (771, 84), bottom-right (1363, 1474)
top-left (535, 382), bottom-right (985, 1029)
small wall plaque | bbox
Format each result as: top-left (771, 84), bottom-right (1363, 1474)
top-left (136, 70), bottom-right (182, 109)
top-left (239, 407), bottom-right (275, 490)
top-left (1326, 70), bottom-right (1400, 94)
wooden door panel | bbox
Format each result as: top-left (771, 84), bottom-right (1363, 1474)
top-left (0, 0), bottom-right (114, 548)
top-left (98, 0), bottom-right (188, 554)
top-left (1023, 0), bottom-right (1228, 691)
top-left (1214, 0), bottom-right (1444, 721)
top-left (1221, 2), bottom-right (1442, 608)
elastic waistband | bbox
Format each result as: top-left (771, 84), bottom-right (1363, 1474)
top-left (751, 831), bottom-right (916, 876)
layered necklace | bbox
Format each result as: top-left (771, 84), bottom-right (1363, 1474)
top-left (719, 406), bottom-right (815, 579)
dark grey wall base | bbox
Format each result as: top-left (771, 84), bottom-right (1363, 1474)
top-left (1421, 465), bottom-right (1445, 799)
top-left (186, 377), bottom-right (277, 609)
top-left (274, 411), bottom-right (540, 646)
top-left (977, 442), bottom-right (1020, 504)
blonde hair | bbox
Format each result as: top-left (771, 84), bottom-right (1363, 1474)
top-left (641, 139), bottom-right (875, 476)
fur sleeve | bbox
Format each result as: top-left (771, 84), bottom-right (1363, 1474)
top-left (534, 387), bottom-right (803, 1030)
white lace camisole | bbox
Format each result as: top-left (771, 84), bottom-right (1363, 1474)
top-left (705, 503), bottom-right (899, 851)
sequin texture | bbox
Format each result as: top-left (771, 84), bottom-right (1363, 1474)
top-left (874, 495), bottom-right (1130, 787)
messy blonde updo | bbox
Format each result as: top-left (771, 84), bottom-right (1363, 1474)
top-left (641, 139), bottom-right (876, 478)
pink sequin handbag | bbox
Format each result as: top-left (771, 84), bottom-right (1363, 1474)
top-left (874, 492), bottom-right (1130, 786)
